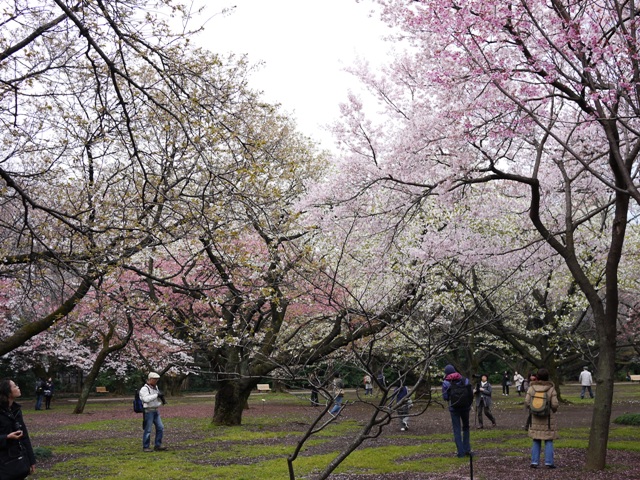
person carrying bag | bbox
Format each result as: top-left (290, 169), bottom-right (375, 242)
top-left (0, 379), bottom-right (36, 480)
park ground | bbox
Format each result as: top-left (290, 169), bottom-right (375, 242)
top-left (20, 382), bottom-right (640, 479)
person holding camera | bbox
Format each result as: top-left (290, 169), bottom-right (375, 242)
top-left (475, 374), bottom-right (497, 429)
top-left (139, 372), bottom-right (167, 452)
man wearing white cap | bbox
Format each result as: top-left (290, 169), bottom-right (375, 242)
top-left (139, 372), bottom-right (166, 452)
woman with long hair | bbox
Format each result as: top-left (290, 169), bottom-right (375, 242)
top-left (0, 378), bottom-right (36, 478)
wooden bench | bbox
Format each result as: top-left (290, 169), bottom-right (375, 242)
top-left (95, 386), bottom-right (108, 393)
top-left (629, 375), bottom-right (640, 382)
top-left (256, 384), bottom-right (271, 393)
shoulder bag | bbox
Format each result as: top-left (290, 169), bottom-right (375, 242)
top-left (0, 446), bottom-right (31, 480)
top-left (0, 410), bottom-right (32, 480)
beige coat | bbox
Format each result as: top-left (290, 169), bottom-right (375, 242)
top-left (525, 380), bottom-right (559, 441)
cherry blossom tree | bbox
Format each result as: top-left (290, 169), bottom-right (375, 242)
top-left (319, 0), bottom-right (640, 469)
top-left (0, 266), bottom-right (195, 412)
top-left (0, 1), bottom-right (287, 360)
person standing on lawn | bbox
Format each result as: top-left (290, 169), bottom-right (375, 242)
top-left (34, 378), bottom-right (45, 411)
top-left (329, 372), bottom-right (344, 417)
top-left (475, 374), bottom-right (497, 429)
top-left (442, 364), bottom-right (473, 458)
top-left (579, 366), bottom-right (594, 399)
top-left (44, 378), bottom-right (54, 410)
top-left (363, 373), bottom-right (373, 396)
top-left (525, 368), bottom-right (559, 469)
top-left (501, 371), bottom-right (510, 396)
top-left (513, 371), bottom-right (524, 396)
top-left (139, 372), bottom-right (167, 452)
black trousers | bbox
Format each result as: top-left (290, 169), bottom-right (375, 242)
top-left (477, 402), bottom-right (496, 425)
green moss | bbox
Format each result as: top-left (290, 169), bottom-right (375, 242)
top-left (314, 419), bottom-right (362, 437)
top-left (202, 429), bottom-right (289, 443)
top-left (51, 438), bottom-right (134, 455)
top-left (38, 454), bottom-right (218, 480)
top-left (608, 441), bottom-right (640, 452)
top-left (64, 419), bottom-right (134, 432)
top-left (28, 393), bottom-right (640, 480)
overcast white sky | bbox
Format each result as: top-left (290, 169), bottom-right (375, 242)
top-left (190, 0), bottom-right (395, 150)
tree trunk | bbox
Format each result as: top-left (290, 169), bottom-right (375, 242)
top-left (73, 315), bottom-right (133, 414)
top-left (164, 374), bottom-right (187, 397)
top-left (585, 311), bottom-right (617, 469)
top-left (212, 379), bottom-right (255, 426)
top-left (73, 382), bottom-right (95, 415)
top-left (583, 177), bottom-right (628, 470)
top-left (73, 351), bottom-right (107, 414)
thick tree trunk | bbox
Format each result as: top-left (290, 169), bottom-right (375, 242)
top-left (583, 178), bottom-right (628, 470)
top-left (585, 311), bottom-right (618, 469)
top-left (212, 379), bottom-right (256, 426)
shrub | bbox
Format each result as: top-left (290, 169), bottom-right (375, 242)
top-left (613, 414), bottom-right (640, 426)
top-left (33, 446), bottom-right (53, 460)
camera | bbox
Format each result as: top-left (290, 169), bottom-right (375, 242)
top-left (158, 393), bottom-right (167, 405)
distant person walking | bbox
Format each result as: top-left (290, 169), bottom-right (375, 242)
top-left (513, 371), bottom-right (524, 396)
top-left (579, 366), bottom-right (594, 399)
top-left (525, 368), bottom-right (559, 469)
top-left (475, 375), bottom-right (497, 429)
top-left (391, 382), bottom-right (411, 431)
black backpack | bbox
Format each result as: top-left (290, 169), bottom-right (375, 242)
top-left (448, 379), bottom-right (474, 409)
top-left (133, 389), bottom-right (144, 413)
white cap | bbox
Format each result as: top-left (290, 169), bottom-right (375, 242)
top-left (148, 372), bottom-right (160, 379)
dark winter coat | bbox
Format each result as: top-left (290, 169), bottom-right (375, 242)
top-left (525, 380), bottom-right (559, 441)
top-left (392, 386), bottom-right (410, 415)
top-left (0, 401), bottom-right (36, 470)
top-left (475, 381), bottom-right (493, 408)
top-left (442, 372), bottom-right (471, 412)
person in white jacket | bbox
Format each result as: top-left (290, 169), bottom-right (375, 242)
top-left (513, 372), bottom-right (525, 396)
top-left (578, 367), bottom-right (594, 399)
top-left (139, 372), bottom-right (167, 452)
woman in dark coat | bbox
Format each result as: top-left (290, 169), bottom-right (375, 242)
top-left (0, 378), bottom-right (36, 478)
top-left (501, 371), bottom-right (510, 395)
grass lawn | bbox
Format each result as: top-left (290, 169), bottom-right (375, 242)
top-left (22, 382), bottom-right (640, 479)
